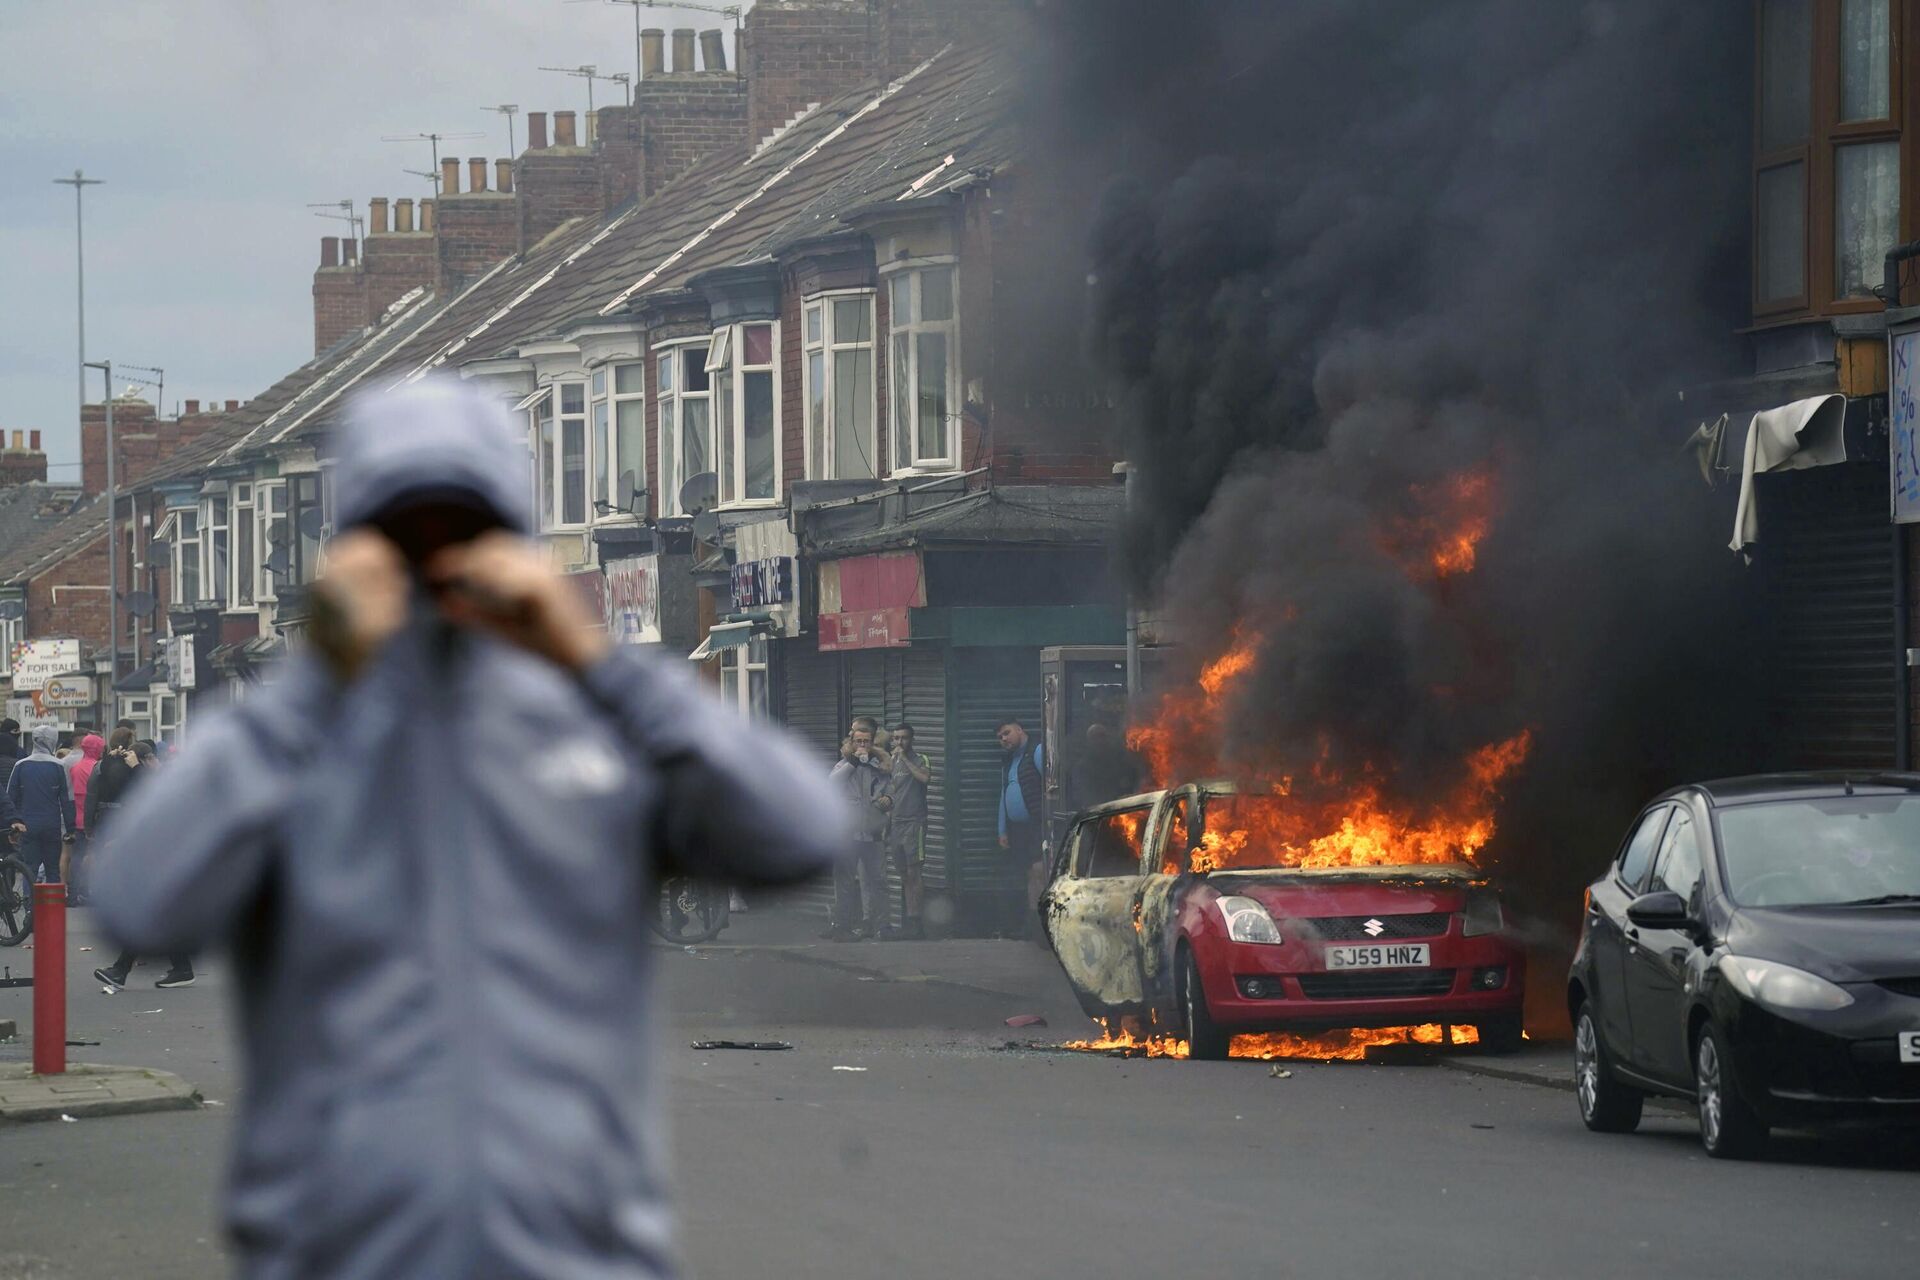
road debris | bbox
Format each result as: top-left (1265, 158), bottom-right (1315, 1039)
top-left (1004, 1014), bottom-right (1047, 1028)
top-left (1268, 1065), bottom-right (1293, 1079)
top-left (689, 1040), bottom-right (793, 1052)
top-left (831, 1065), bottom-right (868, 1072)
top-left (58, 1114), bottom-right (76, 1123)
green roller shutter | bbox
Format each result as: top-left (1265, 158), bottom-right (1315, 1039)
top-left (948, 646), bottom-right (1044, 932)
top-left (902, 647), bottom-right (949, 893)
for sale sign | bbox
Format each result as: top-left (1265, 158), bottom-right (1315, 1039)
top-left (10, 638), bottom-right (82, 690)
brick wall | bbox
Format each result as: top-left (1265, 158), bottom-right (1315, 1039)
top-left (26, 533), bottom-right (110, 657)
top-left (434, 192), bottom-right (518, 291)
top-left (518, 146), bottom-right (605, 251)
top-left (874, 0), bottom-right (1026, 72)
top-left (634, 76), bottom-right (749, 196)
top-left (313, 262), bottom-right (366, 353)
top-left (0, 433), bottom-right (47, 487)
top-left (361, 228), bottom-right (436, 322)
top-left (780, 280), bottom-right (806, 497)
top-left (743, 1), bottom-right (873, 147)
top-left (80, 402), bottom-right (229, 497)
top-left (597, 105), bottom-right (645, 212)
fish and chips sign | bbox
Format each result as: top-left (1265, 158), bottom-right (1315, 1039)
top-left (10, 638), bottom-right (82, 691)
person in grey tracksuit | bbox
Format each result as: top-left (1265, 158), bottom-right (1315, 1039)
top-left (91, 377), bottom-right (846, 1280)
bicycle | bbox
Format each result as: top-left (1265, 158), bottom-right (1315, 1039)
top-left (0, 835), bottom-right (33, 947)
top-left (649, 876), bottom-right (730, 945)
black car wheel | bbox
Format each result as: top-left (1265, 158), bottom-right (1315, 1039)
top-left (1694, 1023), bottom-right (1767, 1159)
top-left (1476, 1012), bottom-right (1525, 1056)
top-left (1180, 949), bottom-right (1230, 1061)
top-left (1573, 1002), bottom-right (1643, 1133)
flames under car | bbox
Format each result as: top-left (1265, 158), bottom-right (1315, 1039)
top-left (1039, 784), bottom-right (1527, 1058)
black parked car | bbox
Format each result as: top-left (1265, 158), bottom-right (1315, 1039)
top-left (1568, 774), bottom-right (1920, 1158)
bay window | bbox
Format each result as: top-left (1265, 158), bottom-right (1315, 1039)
top-left (611, 363), bottom-right (647, 511)
top-left (231, 483), bottom-right (256, 608)
top-left (657, 341), bottom-right (713, 517)
top-left (804, 293), bottom-right (878, 480)
top-left (718, 636), bottom-right (770, 718)
top-left (886, 265), bottom-right (959, 472)
top-left (290, 473), bottom-right (324, 584)
top-left (258, 482), bottom-right (287, 601)
top-left (525, 382), bottom-right (591, 531)
top-left (173, 509), bottom-right (201, 606)
top-left (710, 321), bottom-right (780, 507)
top-left (1754, 0), bottom-right (1903, 315)
top-left (202, 492), bottom-right (229, 608)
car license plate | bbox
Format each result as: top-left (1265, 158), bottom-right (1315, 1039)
top-left (1325, 943), bottom-right (1430, 970)
top-left (1900, 1032), bottom-right (1920, 1065)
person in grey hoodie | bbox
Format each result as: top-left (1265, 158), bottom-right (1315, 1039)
top-left (91, 377), bottom-right (846, 1280)
top-left (7, 725), bottom-right (74, 883)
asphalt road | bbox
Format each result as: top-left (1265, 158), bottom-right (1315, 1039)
top-left (1, 904), bottom-right (1915, 1279)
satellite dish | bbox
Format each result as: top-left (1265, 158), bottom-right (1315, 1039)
top-left (266, 521), bottom-right (290, 547)
top-left (264, 547), bottom-right (291, 576)
top-left (691, 510), bottom-right (720, 543)
top-left (678, 471), bottom-right (718, 517)
top-left (616, 470), bottom-right (638, 513)
top-left (297, 508), bottom-right (326, 539)
top-left (146, 539), bottom-right (170, 563)
top-left (0, 601), bottom-right (24, 622)
top-left (122, 591), bottom-right (157, 618)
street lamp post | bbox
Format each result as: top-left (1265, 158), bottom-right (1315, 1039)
top-left (52, 171), bottom-right (104, 440)
top-left (83, 361), bottom-right (116, 690)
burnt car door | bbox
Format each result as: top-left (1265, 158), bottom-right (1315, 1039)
top-left (1135, 786), bottom-right (1201, 1012)
top-left (1039, 802), bottom-right (1155, 1016)
top-left (1587, 804), bottom-right (1668, 1061)
top-left (1622, 805), bottom-right (1708, 1086)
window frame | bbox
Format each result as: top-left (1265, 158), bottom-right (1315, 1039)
top-left (710, 320), bottom-right (783, 510)
top-left (802, 290), bottom-right (880, 482)
top-left (716, 635), bottom-right (770, 718)
top-left (883, 262), bottom-right (961, 475)
top-left (256, 482), bottom-right (287, 602)
top-left (1649, 809), bottom-right (1707, 911)
top-left (1615, 804), bottom-right (1672, 894)
top-left (200, 491), bottom-right (229, 609)
top-left (230, 482), bottom-right (256, 609)
top-left (1753, 0), bottom-right (1906, 318)
top-left (1074, 805), bottom-right (1154, 879)
top-left (288, 472), bottom-right (325, 586)
top-left (606, 361), bottom-right (647, 517)
top-left (655, 338), bottom-right (714, 519)
top-left (172, 507), bottom-right (202, 607)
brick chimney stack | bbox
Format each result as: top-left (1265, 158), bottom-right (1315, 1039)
top-left (436, 152), bottom-right (518, 291)
top-left (0, 429), bottom-right (48, 488)
top-left (743, 1), bottom-right (875, 149)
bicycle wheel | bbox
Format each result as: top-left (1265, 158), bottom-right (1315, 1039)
top-left (650, 878), bottom-right (728, 945)
top-left (0, 856), bottom-right (33, 947)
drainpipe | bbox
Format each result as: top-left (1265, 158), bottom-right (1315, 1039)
top-left (1883, 241), bottom-right (1920, 307)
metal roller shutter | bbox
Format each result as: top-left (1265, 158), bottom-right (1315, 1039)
top-left (1755, 464), bottom-right (1897, 769)
top-left (902, 648), bottom-right (949, 893)
top-left (778, 644), bottom-right (845, 921)
top-left (949, 646), bottom-right (1044, 931)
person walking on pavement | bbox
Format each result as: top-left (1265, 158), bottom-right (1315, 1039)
top-left (996, 718), bottom-right (1046, 938)
top-left (90, 378), bottom-right (845, 1280)
top-left (880, 723), bottom-right (932, 941)
top-left (90, 728), bottom-right (194, 989)
top-left (7, 725), bottom-right (74, 886)
top-left (67, 730), bottom-right (104, 903)
top-left (825, 716), bottom-right (892, 940)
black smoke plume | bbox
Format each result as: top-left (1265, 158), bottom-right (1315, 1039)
top-left (1025, 0), bottom-right (1764, 919)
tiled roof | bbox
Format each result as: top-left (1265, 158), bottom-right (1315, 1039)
top-left (0, 494), bottom-right (106, 586)
top-left (0, 483), bottom-right (86, 568)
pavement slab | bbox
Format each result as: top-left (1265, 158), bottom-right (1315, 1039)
top-left (0, 1061), bottom-right (201, 1124)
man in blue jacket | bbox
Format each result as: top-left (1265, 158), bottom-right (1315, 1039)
top-left (92, 378), bottom-right (846, 1279)
top-left (7, 725), bottom-right (74, 883)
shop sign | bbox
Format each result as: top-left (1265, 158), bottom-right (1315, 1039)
top-left (732, 520), bottom-right (801, 637)
top-left (4, 697), bottom-right (59, 733)
top-left (1893, 325), bottom-right (1920, 523)
top-left (605, 555), bottom-right (662, 646)
top-left (41, 675), bottom-right (92, 709)
top-left (168, 635), bottom-right (196, 691)
top-left (10, 638), bottom-right (82, 689)
top-left (731, 557), bottom-right (793, 610)
top-left (819, 606), bottom-right (911, 652)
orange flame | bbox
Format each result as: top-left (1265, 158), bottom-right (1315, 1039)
top-left (1381, 467), bottom-right (1497, 580)
top-left (1063, 1022), bottom-right (1480, 1061)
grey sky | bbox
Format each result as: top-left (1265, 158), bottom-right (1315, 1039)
top-left (1, 0), bottom-right (753, 484)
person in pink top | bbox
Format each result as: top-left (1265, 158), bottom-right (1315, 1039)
top-left (66, 732), bottom-right (103, 904)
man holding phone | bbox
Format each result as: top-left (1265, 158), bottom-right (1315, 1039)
top-left (826, 715), bottom-right (892, 940)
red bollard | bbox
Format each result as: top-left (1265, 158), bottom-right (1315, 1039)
top-left (32, 883), bottom-right (65, 1076)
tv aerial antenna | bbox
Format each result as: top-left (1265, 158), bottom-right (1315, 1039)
top-left (115, 362), bottom-right (165, 415)
top-left (540, 63), bottom-right (631, 117)
top-left (569, 1), bottom-right (743, 88)
top-left (380, 131), bottom-right (486, 180)
top-left (481, 104), bottom-right (521, 158)
top-left (308, 199), bottom-right (366, 259)
top-left (403, 168), bottom-right (441, 196)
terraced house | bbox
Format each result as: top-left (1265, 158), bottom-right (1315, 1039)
top-left (24, 0), bottom-right (1126, 932)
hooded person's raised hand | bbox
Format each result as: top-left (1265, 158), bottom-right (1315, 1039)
top-left (309, 529), bottom-right (412, 681)
top-left (425, 530), bottom-right (611, 674)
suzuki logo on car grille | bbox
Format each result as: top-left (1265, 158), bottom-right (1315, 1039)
top-left (1362, 918), bottom-right (1386, 937)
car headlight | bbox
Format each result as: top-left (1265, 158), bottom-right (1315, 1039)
top-left (1216, 896), bottom-right (1283, 945)
top-left (1717, 956), bottom-right (1853, 1012)
top-left (1462, 888), bottom-right (1504, 937)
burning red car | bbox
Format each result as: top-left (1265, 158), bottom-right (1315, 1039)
top-left (1041, 783), bottom-right (1526, 1058)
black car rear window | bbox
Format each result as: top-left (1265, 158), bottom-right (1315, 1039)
top-left (1717, 796), bottom-right (1920, 908)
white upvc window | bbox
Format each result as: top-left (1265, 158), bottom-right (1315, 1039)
top-left (597, 362), bottom-right (647, 515)
top-left (199, 492), bottom-right (229, 608)
top-left (718, 636), bottom-right (770, 718)
top-left (171, 509), bottom-right (202, 606)
top-left (0, 615), bottom-right (23, 666)
top-left (230, 482), bottom-right (256, 608)
top-left (885, 264), bottom-right (960, 473)
top-left (803, 292), bottom-right (878, 481)
top-left (710, 320), bottom-right (781, 508)
top-left (656, 340), bottom-right (713, 517)
top-left (257, 482), bottom-right (287, 602)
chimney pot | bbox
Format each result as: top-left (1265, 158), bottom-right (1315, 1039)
top-left (226, 400), bottom-right (239, 412)
top-left (699, 28), bottom-right (726, 72)
top-left (441, 157), bottom-right (460, 195)
top-left (343, 237), bottom-right (358, 264)
top-left (554, 111), bottom-right (577, 147)
top-left (527, 111), bottom-right (548, 150)
top-left (671, 28), bottom-right (696, 72)
top-left (9, 431), bottom-right (21, 450)
top-left (368, 197), bottom-right (390, 234)
top-left (420, 199), bottom-right (435, 232)
top-left (469, 157), bottom-right (488, 192)
top-left (185, 400), bottom-right (200, 415)
top-left (495, 159), bottom-right (513, 193)
top-left (641, 28), bottom-right (665, 76)
top-left (321, 236), bottom-right (340, 268)
top-left (29, 431), bottom-right (41, 452)
top-left (394, 197), bottom-right (414, 233)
